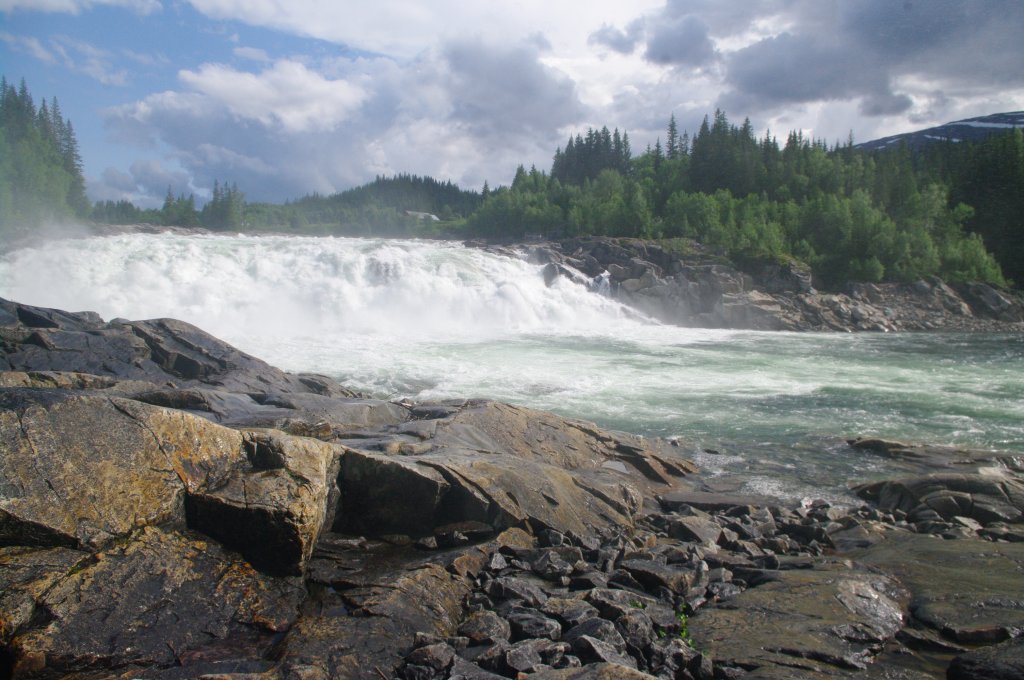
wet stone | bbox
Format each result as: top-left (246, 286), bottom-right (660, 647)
top-left (508, 605), bottom-right (563, 641)
top-left (563, 617), bottom-right (628, 654)
top-left (541, 597), bottom-right (601, 628)
top-left (619, 559), bottom-right (694, 595)
top-left (487, 575), bottom-right (549, 607)
top-left (570, 635), bottom-right (638, 669)
top-left (449, 656), bottom-right (508, 680)
top-left (458, 610), bottom-right (511, 645)
top-left (585, 588), bottom-right (657, 620)
top-left (615, 608), bottom-right (656, 657)
top-left (947, 637), bottom-right (1024, 680)
top-left (405, 642), bottom-right (456, 672)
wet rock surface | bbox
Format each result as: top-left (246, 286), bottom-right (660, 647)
top-left (478, 237), bottom-right (1024, 332)
top-left (1, 300), bottom-right (1023, 679)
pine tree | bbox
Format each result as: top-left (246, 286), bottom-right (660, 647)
top-left (666, 114), bottom-right (679, 160)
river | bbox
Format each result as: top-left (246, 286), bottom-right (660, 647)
top-left (3, 232), bottom-right (1022, 504)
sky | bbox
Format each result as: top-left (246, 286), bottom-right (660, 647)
top-left (3, 0), bottom-right (1024, 208)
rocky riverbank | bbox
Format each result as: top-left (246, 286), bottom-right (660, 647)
top-left (475, 237), bottom-right (1024, 332)
top-left (2, 298), bottom-right (1024, 679)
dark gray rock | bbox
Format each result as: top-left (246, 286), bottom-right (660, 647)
top-left (947, 638), bottom-right (1024, 679)
top-left (854, 472), bottom-right (1024, 525)
top-left (508, 606), bottom-right (563, 641)
top-left (563, 617), bottom-right (628, 655)
top-left (4, 526), bottom-right (304, 677)
top-left (689, 561), bottom-right (907, 674)
top-left (458, 610), bottom-right (512, 645)
top-left (541, 597), bottom-right (601, 628)
top-left (584, 588), bottom-right (657, 620)
top-left (615, 608), bottom-right (656, 658)
top-left (405, 642), bottom-right (456, 672)
top-left (854, 533), bottom-right (1024, 645)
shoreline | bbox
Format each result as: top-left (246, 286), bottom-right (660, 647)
top-left (2, 298), bottom-right (1023, 678)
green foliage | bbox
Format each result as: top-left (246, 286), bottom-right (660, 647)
top-left (460, 108), bottom-right (1011, 289)
top-left (0, 76), bottom-right (89, 235)
top-left (676, 610), bottom-right (695, 649)
top-left (201, 180), bottom-right (245, 230)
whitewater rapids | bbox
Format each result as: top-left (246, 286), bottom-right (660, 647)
top-left (3, 232), bottom-right (1022, 503)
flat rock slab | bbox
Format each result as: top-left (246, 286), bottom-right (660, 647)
top-left (948, 637), bottom-right (1024, 680)
top-left (658, 490), bottom-right (783, 513)
top-left (6, 526), bottom-right (304, 678)
top-left (689, 560), bottom-right (908, 674)
top-left (853, 533), bottom-right (1024, 645)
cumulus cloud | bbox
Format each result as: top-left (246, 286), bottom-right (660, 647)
top-left (30, 0), bottom-right (1021, 206)
top-left (644, 14), bottom-right (717, 68)
top-left (88, 160), bottom-right (192, 207)
top-left (99, 39), bottom-right (589, 204)
top-left (443, 39), bottom-right (587, 139)
top-left (233, 46), bottom-right (270, 63)
top-left (588, 22), bottom-right (642, 54)
top-left (177, 61), bottom-right (367, 132)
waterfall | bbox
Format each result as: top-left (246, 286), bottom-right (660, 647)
top-left (0, 232), bottom-right (650, 343)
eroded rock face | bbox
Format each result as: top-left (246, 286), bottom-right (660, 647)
top-left (187, 430), bottom-right (342, 576)
top-left (7, 526), bottom-right (304, 678)
top-left (6, 298), bottom-right (1023, 679)
top-left (333, 400), bottom-right (695, 542)
top-left (854, 472), bottom-right (1024, 525)
top-left (0, 297), bottom-right (359, 397)
top-left (489, 237), bottom-right (1024, 332)
top-left (0, 388), bottom-right (243, 549)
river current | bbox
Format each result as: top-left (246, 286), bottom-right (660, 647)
top-left (3, 232), bottom-right (1022, 504)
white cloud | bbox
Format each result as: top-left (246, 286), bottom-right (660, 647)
top-left (186, 0), bottom-right (663, 59)
top-left (177, 60), bottom-right (367, 132)
top-left (233, 46), bottom-right (270, 63)
top-left (83, 0), bottom-right (1024, 207)
top-left (0, 0), bottom-right (159, 14)
top-left (0, 31), bottom-right (56, 63)
top-left (51, 35), bottom-right (129, 85)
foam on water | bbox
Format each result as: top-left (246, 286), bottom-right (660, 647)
top-left (3, 232), bottom-right (1023, 503)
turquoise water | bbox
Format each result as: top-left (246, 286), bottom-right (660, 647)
top-left (3, 233), bottom-right (1022, 503)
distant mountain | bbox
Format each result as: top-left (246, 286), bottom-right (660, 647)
top-left (857, 111), bottom-right (1024, 151)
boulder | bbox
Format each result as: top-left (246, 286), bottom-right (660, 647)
top-left (185, 429), bottom-right (342, 575)
top-left (333, 400), bottom-right (695, 541)
top-left (281, 561), bottom-right (470, 679)
top-left (0, 298), bottom-right (356, 397)
top-left (0, 389), bottom-right (339, 576)
top-left (956, 282), bottom-right (1024, 322)
top-left (0, 388), bottom-right (242, 550)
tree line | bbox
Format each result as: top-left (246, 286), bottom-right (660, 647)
top-left (3, 75), bottom-right (1019, 289)
top-left (0, 77), bottom-right (88, 232)
top-left (465, 110), bottom-right (1015, 288)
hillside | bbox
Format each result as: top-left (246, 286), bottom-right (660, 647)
top-left (857, 111), bottom-right (1024, 151)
